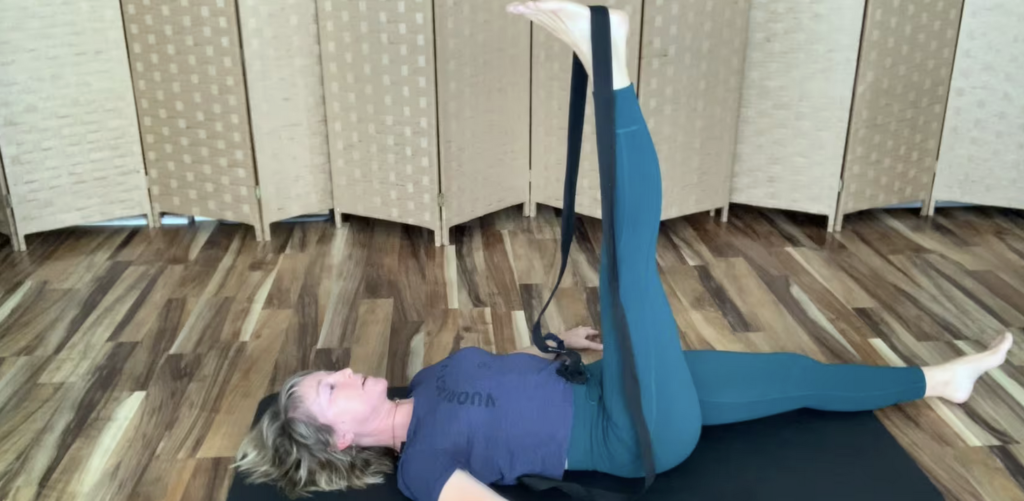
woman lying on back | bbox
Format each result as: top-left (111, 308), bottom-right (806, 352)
top-left (235, 2), bottom-right (1015, 500)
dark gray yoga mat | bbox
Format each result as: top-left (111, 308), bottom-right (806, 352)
top-left (226, 388), bottom-right (943, 501)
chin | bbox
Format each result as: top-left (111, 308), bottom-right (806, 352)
top-left (368, 376), bottom-right (389, 394)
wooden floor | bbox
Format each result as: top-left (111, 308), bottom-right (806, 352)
top-left (2, 205), bottom-right (1024, 500)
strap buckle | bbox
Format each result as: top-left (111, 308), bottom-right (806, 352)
top-left (543, 332), bottom-right (567, 354)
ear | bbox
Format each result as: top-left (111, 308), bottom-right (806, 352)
top-left (335, 430), bottom-right (354, 451)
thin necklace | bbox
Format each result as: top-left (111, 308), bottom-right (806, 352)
top-left (391, 398), bottom-right (401, 453)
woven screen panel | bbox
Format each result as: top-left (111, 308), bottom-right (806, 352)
top-left (434, 0), bottom-right (530, 236)
top-left (122, 0), bottom-right (262, 230)
top-left (530, 0), bottom-right (642, 219)
top-left (838, 0), bottom-right (963, 217)
top-left (933, 0), bottom-right (1024, 211)
top-left (0, 0), bottom-right (149, 239)
top-left (238, 0), bottom-right (333, 235)
top-left (640, 0), bottom-right (751, 220)
top-left (0, 153), bottom-right (17, 246)
top-left (318, 0), bottom-right (441, 233)
top-left (731, 0), bottom-right (863, 218)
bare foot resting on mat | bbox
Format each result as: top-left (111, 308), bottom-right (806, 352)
top-left (923, 331), bottom-right (1013, 404)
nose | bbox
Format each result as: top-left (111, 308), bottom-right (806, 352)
top-left (337, 368), bottom-right (354, 378)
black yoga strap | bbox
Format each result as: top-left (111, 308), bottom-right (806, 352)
top-left (526, 53), bottom-right (590, 385)
top-left (524, 6), bottom-right (656, 500)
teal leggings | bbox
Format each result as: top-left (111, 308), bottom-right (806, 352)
top-left (565, 86), bottom-right (926, 477)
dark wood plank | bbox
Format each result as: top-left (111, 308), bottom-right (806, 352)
top-left (159, 345), bottom-right (245, 459)
top-left (53, 260), bottom-right (132, 353)
top-left (80, 352), bottom-right (202, 501)
top-left (178, 457), bottom-right (233, 501)
top-left (972, 270), bottom-right (1024, 319)
top-left (35, 344), bottom-right (135, 494)
top-left (316, 219), bottom-right (370, 349)
top-left (693, 264), bottom-right (753, 333)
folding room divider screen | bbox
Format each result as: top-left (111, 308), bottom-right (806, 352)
top-left (0, 155), bottom-right (17, 250)
top-left (238, 0), bottom-right (334, 239)
top-left (433, 0), bottom-right (532, 245)
top-left (639, 0), bottom-right (751, 222)
top-left (4, 0), bottom-right (1021, 253)
top-left (835, 0), bottom-right (964, 230)
top-left (730, 0), bottom-right (864, 231)
top-left (0, 0), bottom-right (151, 251)
top-left (932, 0), bottom-right (1024, 213)
top-left (317, 0), bottom-right (444, 244)
top-left (122, 0), bottom-right (264, 238)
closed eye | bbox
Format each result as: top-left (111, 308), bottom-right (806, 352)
top-left (319, 378), bottom-right (334, 405)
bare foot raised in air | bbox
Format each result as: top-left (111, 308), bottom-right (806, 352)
top-left (924, 332), bottom-right (1014, 404)
top-left (506, 1), bottom-right (632, 89)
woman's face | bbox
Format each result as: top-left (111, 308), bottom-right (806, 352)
top-left (294, 368), bottom-right (390, 448)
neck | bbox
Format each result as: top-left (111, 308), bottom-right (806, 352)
top-left (359, 398), bottom-right (414, 451)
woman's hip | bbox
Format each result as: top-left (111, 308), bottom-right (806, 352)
top-left (566, 361), bottom-right (703, 476)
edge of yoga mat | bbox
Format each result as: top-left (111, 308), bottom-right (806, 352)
top-left (226, 388), bottom-right (943, 501)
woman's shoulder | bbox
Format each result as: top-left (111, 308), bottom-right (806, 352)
top-left (396, 446), bottom-right (464, 501)
top-left (397, 440), bottom-right (465, 480)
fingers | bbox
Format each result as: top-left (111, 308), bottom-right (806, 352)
top-left (569, 326), bottom-right (600, 335)
top-left (563, 326), bottom-right (602, 351)
top-left (566, 339), bottom-right (602, 351)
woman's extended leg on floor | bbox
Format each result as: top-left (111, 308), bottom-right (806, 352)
top-left (684, 351), bottom-right (925, 425)
top-left (684, 332), bottom-right (1015, 425)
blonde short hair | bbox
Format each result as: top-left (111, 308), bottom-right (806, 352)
top-left (234, 371), bottom-right (395, 498)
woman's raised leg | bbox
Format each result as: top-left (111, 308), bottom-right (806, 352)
top-left (509, 1), bottom-right (703, 476)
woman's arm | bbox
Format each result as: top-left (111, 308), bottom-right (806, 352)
top-left (513, 326), bottom-right (603, 359)
top-left (439, 469), bottom-right (507, 501)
